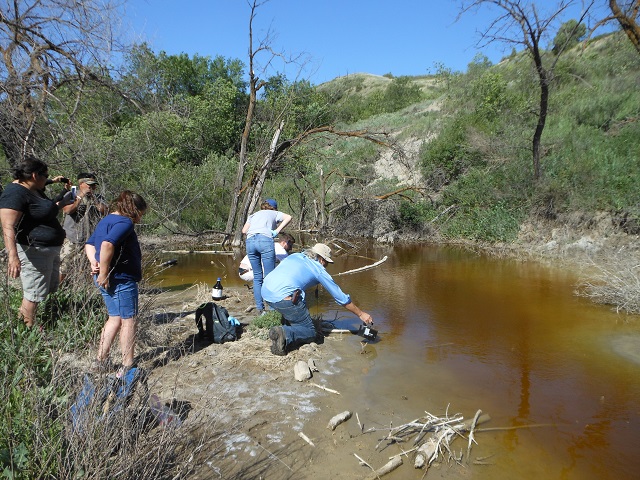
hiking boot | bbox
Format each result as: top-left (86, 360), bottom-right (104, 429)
top-left (269, 326), bottom-right (286, 356)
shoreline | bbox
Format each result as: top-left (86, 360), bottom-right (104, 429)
top-left (135, 228), bottom-right (640, 478)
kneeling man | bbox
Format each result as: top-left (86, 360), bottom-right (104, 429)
top-left (261, 243), bottom-right (373, 355)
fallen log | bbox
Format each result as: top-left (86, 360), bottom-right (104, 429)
top-left (327, 411), bottom-right (352, 430)
top-left (366, 456), bottom-right (403, 479)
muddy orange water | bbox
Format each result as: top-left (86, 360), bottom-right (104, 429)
top-left (150, 242), bottom-right (640, 479)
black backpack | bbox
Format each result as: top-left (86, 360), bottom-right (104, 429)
top-left (195, 302), bottom-right (237, 343)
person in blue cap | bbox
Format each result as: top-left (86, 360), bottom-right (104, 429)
top-left (242, 198), bottom-right (292, 314)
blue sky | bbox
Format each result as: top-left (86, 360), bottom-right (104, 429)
top-left (123, 0), bottom-right (608, 85)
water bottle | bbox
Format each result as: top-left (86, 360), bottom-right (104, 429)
top-left (212, 277), bottom-right (223, 300)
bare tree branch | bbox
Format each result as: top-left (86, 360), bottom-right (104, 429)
top-left (459, 0), bottom-right (594, 180)
top-left (0, 0), bottom-right (126, 162)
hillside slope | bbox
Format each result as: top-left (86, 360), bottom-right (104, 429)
top-left (313, 33), bottom-right (640, 313)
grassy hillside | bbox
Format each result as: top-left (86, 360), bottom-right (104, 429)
top-left (314, 31), bottom-right (640, 243)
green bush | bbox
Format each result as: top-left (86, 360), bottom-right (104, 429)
top-left (419, 118), bottom-right (484, 189)
top-left (441, 202), bottom-right (523, 242)
top-left (248, 311), bottom-right (283, 339)
top-left (396, 201), bottom-right (436, 231)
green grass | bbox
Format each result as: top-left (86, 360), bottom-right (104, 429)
top-left (247, 310), bottom-right (283, 339)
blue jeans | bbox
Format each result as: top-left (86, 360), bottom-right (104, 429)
top-left (96, 277), bottom-right (139, 318)
top-left (266, 298), bottom-right (316, 349)
top-left (246, 234), bottom-right (276, 311)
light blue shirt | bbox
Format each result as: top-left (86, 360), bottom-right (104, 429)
top-left (246, 210), bottom-right (284, 238)
top-left (261, 252), bottom-right (351, 306)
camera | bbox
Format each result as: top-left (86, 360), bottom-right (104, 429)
top-left (357, 324), bottom-right (378, 341)
top-left (60, 177), bottom-right (69, 184)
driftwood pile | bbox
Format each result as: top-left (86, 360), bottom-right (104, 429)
top-left (352, 407), bottom-right (491, 478)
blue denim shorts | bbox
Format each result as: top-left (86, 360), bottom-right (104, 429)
top-left (96, 277), bottom-right (139, 318)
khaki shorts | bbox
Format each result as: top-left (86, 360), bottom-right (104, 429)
top-left (17, 244), bottom-right (61, 302)
top-left (59, 239), bottom-right (86, 276)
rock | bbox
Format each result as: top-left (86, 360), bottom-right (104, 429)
top-left (294, 361), bottom-right (312, 381)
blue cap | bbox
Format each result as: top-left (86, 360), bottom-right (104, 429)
top-left (266, 198), bottom-right (278, 209)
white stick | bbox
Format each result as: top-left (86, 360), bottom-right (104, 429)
top-left (353, 453), bottom-right (376, 474)
top-left (466, 409), bottom-right (482, 463)
top-left (335, 256), bottom-right (388, 276)
top-left (309, 382), bottom-right (341, 395)
top-left (298, 431), bottom-right (315, 447)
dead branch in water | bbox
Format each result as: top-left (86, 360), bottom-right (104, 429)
top-left (576, 260), bottom-right (640, 314)
top-left (353, 453), bottom-right (377, 477)
top-left (474, 423), bottom-right (557, 433)
top-left (360, 407), bottom-right (492, 474)
top-left (466, 409), bottom-right (482, 463)
top-left (335, 256), bottom-right (388, 276)
top-left (366, 456), bottom-right (403, 479)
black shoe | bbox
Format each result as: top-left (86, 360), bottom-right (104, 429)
top-left (269, 326), bottom-right (286, 356)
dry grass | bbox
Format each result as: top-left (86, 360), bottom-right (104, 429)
top-left (576, 261), bottom-right (640, 315)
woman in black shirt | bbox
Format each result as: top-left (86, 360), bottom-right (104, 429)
top-left (0, 156), bottom-right (69, 327)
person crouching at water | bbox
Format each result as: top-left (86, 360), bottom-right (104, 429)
top-left (85, 191), bottom-right (146, 375)
top-left (261, 243), bottom-right (374, 356)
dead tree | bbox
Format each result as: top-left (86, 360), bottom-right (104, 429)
top-left (460, 0), bottom-right (594, 180)
top-left (229, 124), bottom-right (394, 243)
top-left (0, 0), bottom-right (125, 163)
top-left (591, 1), bottom-right (640, 54)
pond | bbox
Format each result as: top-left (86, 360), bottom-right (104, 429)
top-left (150, 241), bottom-right (640, 479)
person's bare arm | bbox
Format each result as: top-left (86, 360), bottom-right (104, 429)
top-left (344, 301), bottom-right (373, 325)
top-left (85, 243), bottom-right (99, 275)
top-left (62, 195), bottom-right (81, 214)
top-left (96, 241), bottom-right (115, 288)
top-left (0, 208), bottom-right (23, 278)
top-left (274, 213), bottom-right (292, 235)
